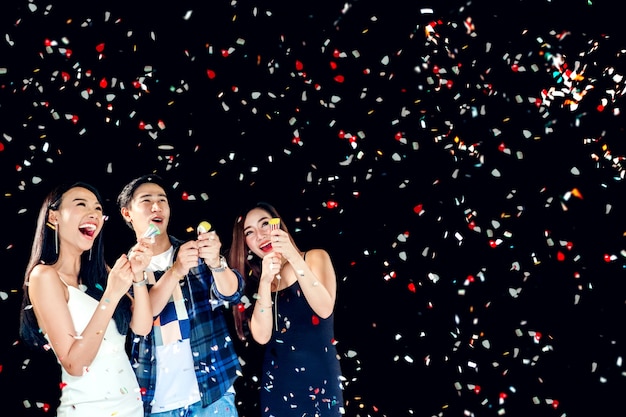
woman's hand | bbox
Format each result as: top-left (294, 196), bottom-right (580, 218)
top-left (269, 229), bottom-right (299, 262)
top-left (106, 254), bottom-right (135, 299)
top-left (128, 237), bottom-right (154, 276)
top-left (260, 251), bottom-right (282, 285)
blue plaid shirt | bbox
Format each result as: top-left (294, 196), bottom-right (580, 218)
top-left (130, 236), bottom-right (244, 416)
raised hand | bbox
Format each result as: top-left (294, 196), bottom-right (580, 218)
top-left (269, 229), bottom-right (299, 262)
top-left (171, 240), bottom-right (199, 277)
top-left (197, 230), bottom-right (221, 267)
top-left (128, 237), bottom-right (155, 275)
top-left (106, 254), bottom-right (135, 300)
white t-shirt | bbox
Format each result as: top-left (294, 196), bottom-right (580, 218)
top-left (147, 247), bottom-right (201, 413)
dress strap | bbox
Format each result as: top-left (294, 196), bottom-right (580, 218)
top-left (56, 271), bottom-right (71, 287)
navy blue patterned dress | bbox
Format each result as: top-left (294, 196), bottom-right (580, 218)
top-left (260, 280), bottom-right (344, 417)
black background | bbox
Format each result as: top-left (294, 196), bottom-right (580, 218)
top-left (1, 1), bottom-right (626, 416)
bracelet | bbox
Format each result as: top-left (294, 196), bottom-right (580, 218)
top-left (256, 300), bottom-right (273, 312)
top-left (133, 272), bottom-right (148, 287)
top-left (256, 300), bottom-right (273, 309)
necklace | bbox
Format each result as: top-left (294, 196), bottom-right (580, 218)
top-left (271, 261), bottom-right (288, 331)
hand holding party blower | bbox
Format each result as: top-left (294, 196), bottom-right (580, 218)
top-left (196, 221), bottom-right (214, 267)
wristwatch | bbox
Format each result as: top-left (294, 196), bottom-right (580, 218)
top-left (209, 255), bottom-right (228, 273)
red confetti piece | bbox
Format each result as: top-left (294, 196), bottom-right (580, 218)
top-left (604, 254), bottom-right (617, 262)
top-left (326, 200), bottom-right (338, 209)
top-left (408, 282), bottom-right (416, 293)
top-left (206, 69), bottom-right (216, 79)
top-left (311, 315), bottom-right (319, 325)
top-left (99, 77), bottom-right (108, 88)
top-left (95, 43), bottom-right (105, 53)
top-left (295, 60), bottom-right (304, 71)
top-left (182, 191), bottom-right (189, 201)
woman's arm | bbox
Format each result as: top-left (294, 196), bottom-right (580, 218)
top-left (286, 248), bottom-right (336, 319)
top-left (29, 262), bottom-right (129, 377)
top-left (127, 237), bottom-right (155, 335)
top-left (249, 254), bottom-right (279, 344)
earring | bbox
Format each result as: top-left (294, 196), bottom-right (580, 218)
top-left (46, 220), bottom-right (59, 254)
top-left (54, 224), bottom-right (59, 254)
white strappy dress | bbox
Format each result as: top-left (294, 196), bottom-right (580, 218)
top-left (45, 280), bottom-right (143, 417)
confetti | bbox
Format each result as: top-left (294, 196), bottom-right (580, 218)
top-left (1, 2), bottom-right (626, 417)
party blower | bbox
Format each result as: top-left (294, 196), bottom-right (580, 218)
top-left (197, 221), bottom-right (212, 234)
top-left (142, 223), bottom-right (161, 239)
top-left (269, 218), bottom-right (280, 231)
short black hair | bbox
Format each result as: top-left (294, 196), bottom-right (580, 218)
top-left (117, 174), bottom-right (167, 209)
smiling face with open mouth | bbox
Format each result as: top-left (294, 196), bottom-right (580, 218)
top-left (243, 207), bottom-right (275, 259)
top-left (122, 182), bottom-right (171, 242)
top-left (50, 186), bottom-right (104, 253)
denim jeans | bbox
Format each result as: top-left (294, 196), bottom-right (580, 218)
top-left (151, 392), bottom-right (238, 417)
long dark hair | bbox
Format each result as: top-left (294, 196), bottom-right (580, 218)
top-left (228, 201), bottom-right (290, 341)
top-left (19, 182), bottom-right (132, 349)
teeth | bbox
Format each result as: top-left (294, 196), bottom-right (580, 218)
top-left (79, 223), bottom-right (96, 230)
